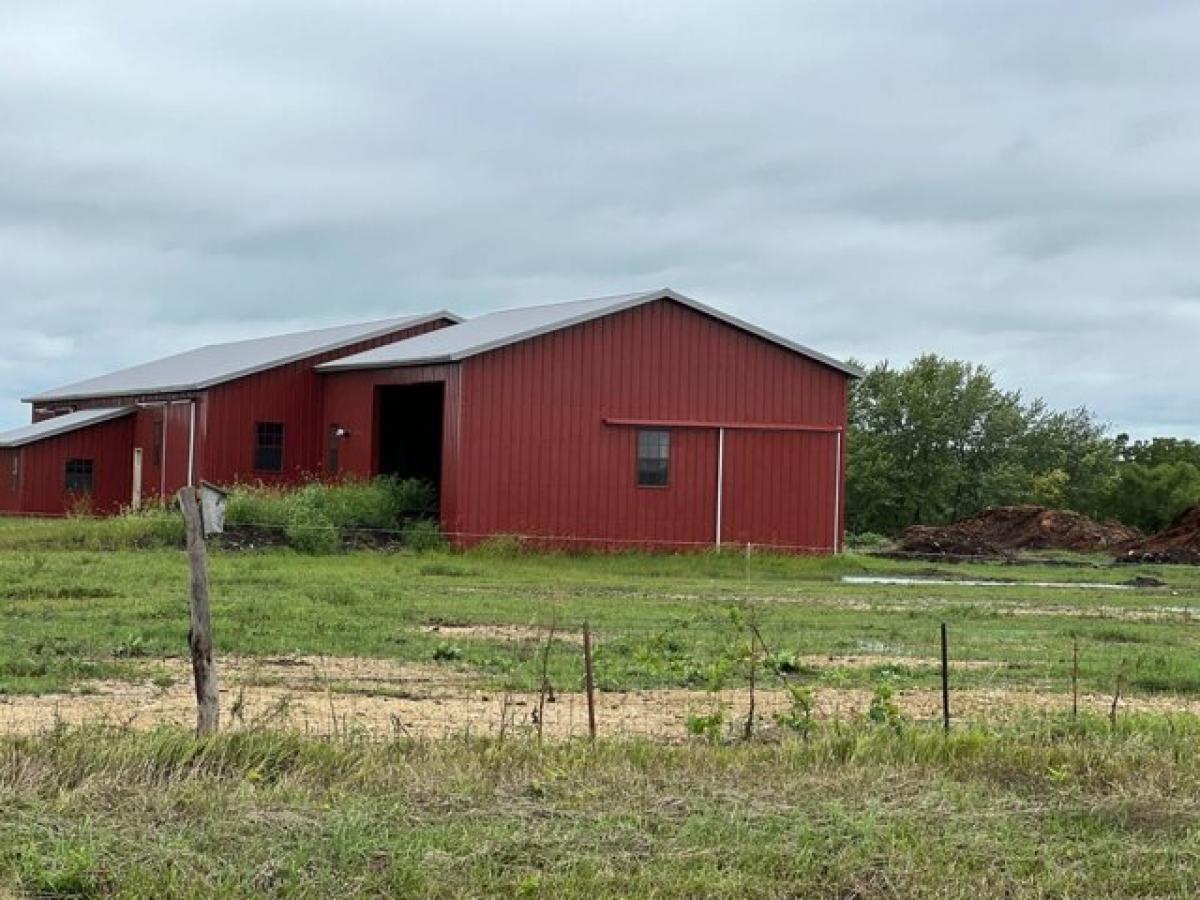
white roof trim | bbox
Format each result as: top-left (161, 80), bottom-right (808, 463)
top-left (24, 311), bottom-right (463, 403)
top-left (319, 289), bottom-right (863, 377)
top-left (0, 407), bottom-right (135, 449)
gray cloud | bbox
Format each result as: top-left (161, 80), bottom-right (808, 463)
top-left (1, 0), bottom-right (1198, 437)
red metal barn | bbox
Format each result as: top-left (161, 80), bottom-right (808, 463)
top-left (2, 313), bottom-right (457, 513)
top-left (1, 289), bottom-right (859, 551)
top-left (320, 289), bottom-right (859, 552)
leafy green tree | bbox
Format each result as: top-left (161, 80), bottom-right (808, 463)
top-left (847, 355), bottom-right (1118, 535)
top-left (1116, 436), bottom-right (1200, 469)
top-left (1102, 462), bottom-right (1200, 533)
top-left (1020, 406), bottom-right (1119, 518)
top-left (848, 355), bottom-right (1033, 533)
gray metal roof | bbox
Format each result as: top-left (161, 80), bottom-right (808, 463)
top-left (0, 407), bottom-right (135, 449)
top-left (318, 288), bottom-right (863, 377)
top-left (25, 311), bottom-right (460, 403)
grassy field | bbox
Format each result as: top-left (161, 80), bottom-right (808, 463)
top-left (5, 720), bottom-right (1200, 897)
top-left (1, 516), bottom-right (1199, 704)
top-left (4, 517), bottom-right (1200, 895)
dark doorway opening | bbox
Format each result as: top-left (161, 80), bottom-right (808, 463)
top-left (376, 383), bottom-right (444, 506)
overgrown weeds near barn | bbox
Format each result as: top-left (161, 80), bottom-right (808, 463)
top-left (0, 477), bottom-right (446, 554)
top-left (223, 476), bottom-right (440, 553)
top-left (0, 506), bottom-right (183, 551)
top-left (5, 717), bottom-right (1200, 896)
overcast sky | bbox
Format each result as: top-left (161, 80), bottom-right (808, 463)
top-left (1, 1), bottom-right (1197, 436)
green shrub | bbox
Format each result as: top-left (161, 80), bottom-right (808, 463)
top-left (768, 649), bottom-right (802, 675)
top-left (308, 480), bottom-right (398, 530)
top-left (283, 490), bottom-right (340, 555)
top-left (224, 477), bottom-right (437, 552)
top-left (867, 683), bottom-right (908, 731)
top-left (0, 481), bottom-right (436, 555)
top-left (846, 532), bottom-right (889, 551)
top-left (382, 477), bottom-right (437, 518)
top-left (225, 486), bottom-right (291, 531)
top-left (403, 519), bottom-right (446, 552)
top-left (686, 708), bottom-right (726, 742)
top-left (432, 642), bottom-right (463, 662)
top-left (774, 685), bottom-right (816, 738)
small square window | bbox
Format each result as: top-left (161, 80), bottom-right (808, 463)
top-left (636, 429), bottom-right (670, 487)
top-left (153, 419), bottom-right (163, 467)
top-left (254, 422), bottom-right (285, 472)
top-left (65, 458), bottom-right (93, 494)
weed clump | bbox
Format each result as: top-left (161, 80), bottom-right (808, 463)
top-left (686, 708), bottom-right (726, 741)
top-left (223, 477), bottom-right (441, 554)
top-left (432, 642), bottom-right (464, 662)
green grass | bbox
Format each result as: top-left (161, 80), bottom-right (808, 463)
top-left (3, 719), bottom-right (1200, 897)
top-left (1, 515), bottom-right (1200, 701)
top-left (5, 517), bottom-right (1200, 895)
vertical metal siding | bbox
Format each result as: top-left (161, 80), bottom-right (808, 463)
top-left (7, 317), bottom-right (457, 514)
top-left (0, 449), bottom-right (20, 512)
top-left (200, 318), bottom-right (452, 486)
top-left (11, 415), bottom-right (135, 514)
top-left (454, 298), bottom-right (850, 551)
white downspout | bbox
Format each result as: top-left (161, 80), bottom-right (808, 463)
top-left (833, 430), bottom-right (842, 553)
top-left (715, 426), bottom-right (725, 549)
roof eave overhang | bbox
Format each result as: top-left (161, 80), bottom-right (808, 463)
top-left (319, 355), bottom-right (458, 373)
top-left (454, 288), bottom-right (865, 379)
top-left (318, 290), bottom-right (861, 378)
top-left (24, 311), bottom-right (463, 403)
top-left (0, 407), bottom-right (136, 449)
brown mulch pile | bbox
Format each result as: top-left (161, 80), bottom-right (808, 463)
top-left (1118, 505), bottom-right (1200, 565)
top-left (895, 506), bottom-right (1141, 560)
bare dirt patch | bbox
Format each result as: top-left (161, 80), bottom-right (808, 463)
top-left (795, 654), bottom-right (999, 671)
top-left (806, 595), bottom-right (1200, 623)
top-left (421, 623), bottom-right (583, 645)
top-left (0, 655), bottom-right (1194, 740)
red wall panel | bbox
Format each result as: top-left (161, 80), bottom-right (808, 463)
top-left (0, 449), bottom-right (20, 512)
top-left (198, 318), bottom-right (452, 487)
top-left (720, 429), bottom-right (842, 551)
top-left (10, 415), bottom-right (135, 515)
top-left (452, 298), bottom-right (850, 551)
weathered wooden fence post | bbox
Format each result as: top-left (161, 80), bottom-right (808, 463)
top-left (940, 622), bottom-right (950, 734)
top-left (179, 486), bottom-right (219, 736)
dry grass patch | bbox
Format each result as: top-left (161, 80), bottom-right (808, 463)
top-left (3, 654), bottom-right (1198, 740)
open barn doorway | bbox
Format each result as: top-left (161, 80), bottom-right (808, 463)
top-left (376, 383), bottom-right (444, 508)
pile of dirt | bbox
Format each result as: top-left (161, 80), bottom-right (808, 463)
top-left (1119, 505), bottom-right (1200, 565)
top-left (895, 506), bottom-right (1141, 560)
top-left (893, 526), bottom-right (1010, 560)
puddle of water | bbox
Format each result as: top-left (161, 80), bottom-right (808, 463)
top-left (842, 576), bottom-right (1133, 591)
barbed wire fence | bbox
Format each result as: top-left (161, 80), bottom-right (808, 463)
top-left (0, 507), bottom-right (1181, 740)
top-left (0, 609), bottom-right (1173, 743)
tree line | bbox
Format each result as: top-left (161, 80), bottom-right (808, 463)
top-left (847, 355), bottom-right (1200, 537)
